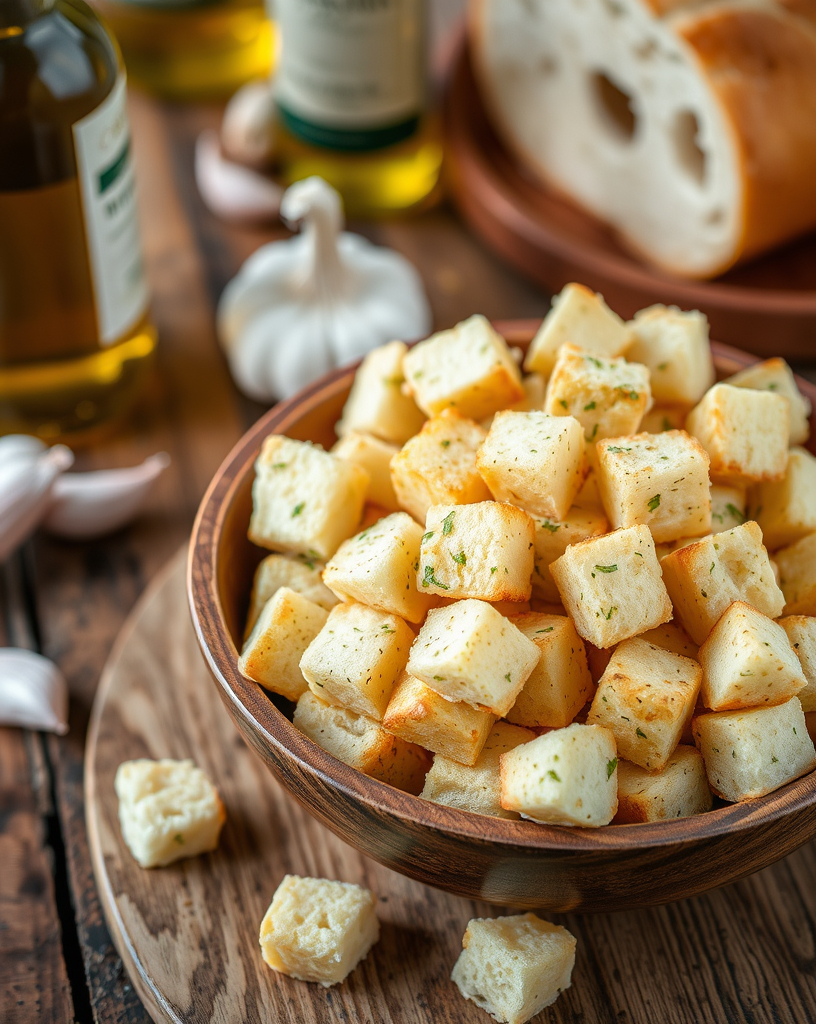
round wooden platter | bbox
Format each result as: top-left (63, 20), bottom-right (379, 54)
top-left (444, 40), bottom-right (816, 358)
top-left (86, 549), bottom-right (816, 1023)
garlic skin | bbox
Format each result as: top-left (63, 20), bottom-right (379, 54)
top-left (42, 452), bottom-right (171, 540)
top-left (0, 438), bottom-right (74, 562)
top-left (221, 80), bottom-right (277, 168)
top-left (195, 130), bottom-right (282, 224)
top-left (0, 649), bottom-right (69, 735)
top-left (217, 176), bottom-right (432, 402)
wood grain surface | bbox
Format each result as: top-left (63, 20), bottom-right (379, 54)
top-left (88, 550), bottom-right (816, 1024)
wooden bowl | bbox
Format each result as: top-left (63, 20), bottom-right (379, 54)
top-left (188, 323), bottom-right (816, 912)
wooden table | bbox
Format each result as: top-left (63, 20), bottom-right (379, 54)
top-left (3, 90), bottom-right (816, 1024)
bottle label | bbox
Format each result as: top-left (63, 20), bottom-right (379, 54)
top-left (274, 0), bottom-right (425, 151)
top-left (73, 75), bottom-right (149, 346)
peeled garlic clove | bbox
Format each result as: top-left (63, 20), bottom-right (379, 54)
top-left (42, 452), bottom-right (170, 540)
top-left (0, 649), bottom-right (69, 735)
top-left (221, 80), bottom-right (277, 168)
top-left (195, 130), bottom-right (282, 224)
top-left (0, 442), bottom-right (74, 561)
top-left (0, 434), bottom-right (47, 464)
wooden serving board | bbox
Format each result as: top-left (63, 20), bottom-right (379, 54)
top-left (86, 550), bottom-right (816, 1023)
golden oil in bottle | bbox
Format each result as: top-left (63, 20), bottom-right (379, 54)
top-left (271, 0), bottom-right (442, 217)
top-left (0, 0), bottom-right (155, 441)
top-left (91, 0), bottom-right (273, 100)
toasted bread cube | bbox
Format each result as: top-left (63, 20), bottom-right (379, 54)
top-left (544, 344), bottom-right (651, 447)
top-left (750, 448), bottom-right (816, 551)
top-left (245, 553), bottom-right (338, 638)
top-left (710, 485), bottom-right (747, 536)
top-left (407, 600), bottom-right (540, 716)
top-left (239, 588), bottom-right (330, 701)
top-left (115, 759), bottom-right (225, 869)
top-left (336, 340), bottom-right (425, 444)
top-left (699, 602), bottom-right (806, 711)
top-left (685, 384), bottom-right (789, 484)
top-left (403, 315), bottom-right (524, 421)
top-left (573, 470), bottom-right (604, 512)
top-left (249, 436), bottom-right (369, 560)
top-left (293, 691), bottom-right (430, 792)
top-left (505, 613), bottom-right (593, 729)
top-left (300, 603), bottom-right (413, 721)
top-left (614, 746), bottom-right (712, 823)
top-left (660, 522), bottom-right (785, 645)
top-left (692, 697), bottom-right (816, 802)
top-left (775, 533), bottom-right (816, 615)
top-left (420, 721), bottom-right (535, 818)
top-left (779, 616), bottom-right (816, 712)
top-left (382, 672), bottom-right (495, 766)
top-left (549, 525), bottom-right (672, 648)
top-left (331, 432), bottom-right (400, 511)
top-left (418, 502), bottom-right (535, 602)
top-left (323, 512), bottom-right (434, 624)
top-left (524, 282), bottom-right (632, 377)
top-left (626, 305), bottom-right (715, 406)
top-left (640, 405), bottom-right (692, 435)
top-left (500, 723), bottom-right (618, 826)
top-left (532, 507), bottom-right (609, 604)
top-left (259, 875), bottom-right (379, 987)
top-left (639, 622), bottom-right (699, 660)
top-left (596, 430), bottom-right (711, 543)
top-left (724, 357), bottom-right (811, 447)
top-left (477, 411), bottom-right (587, 520)
top-left (586, 638), bottom-right (701, 770)
top-left (390, 410), bottom-right (490, 523)
top-left (482, 374), bottom-right (548, 430)
top-left (451, 913), bottom-right (576, 1024)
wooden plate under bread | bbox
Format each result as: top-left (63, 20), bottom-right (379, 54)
top-left (444, 40), bottom-right (816, 359)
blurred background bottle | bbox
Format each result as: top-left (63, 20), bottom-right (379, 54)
top-left (0, 0), bottom-right (155, 441)
top-left (271, 0), bottom-right (442, 216)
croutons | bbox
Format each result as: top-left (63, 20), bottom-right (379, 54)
top-left (500, 723), bottom-right (618, 826)
top-left (626, 305), bottom-right (714, 406)
top-left (331, 431), bottom-right (400, 511)
top-left (293, 691), bottom-right (430, 793)
top-left (322, 512), bottom-right (435, 624)
top-left (549, 524), bottom-right (673, 648)
top-left (335, 340), bottom-right (425, 444)
top-left (245, 553), bottom-right (338, 638)
top-left (614, 746), bottom-right (712, 823)
top-left (750, 447), bottom-right (816, 551)
top-left (595, 430), bottom-right (711, 543)
top-left (698, 602), bottom-right (806, 711)
top-left (587, 638), bottom-right (702, 771)
top-left (778, 616), bottom-right (816, 712)
top-left (115, 759), bottom-right (225, 869)
top-left (390, 410), bottom-right (490, 522)
top-left (259, 875), bottom-right (379, 987)
top-left (660, 522), bottom-right (785, 645)
top-left (638, 622), bottom-right (699, 660)
top-left (724, 357), bottom-right (811, 447)
top-left (420, 721), bottom-right (535, 818)
top-left (685, 383), bottom-right (789, 484)
top-left (709, 485), bottom-right (747, 536)
top-left (299, 603), bottom-right (414, 721)
top-left (382, 672), bottom-right (495, 766)
top-left (418, 502), bottom-right (535, 602)
top-left (451, 914), bottom-right (576, 1024)
top-left (249, 436), bottom-right (368, 560)
top-left (639, 405), bottom-right (691, 435)
top-left (775, 532), bottom-right (816, 615)
top-left (403, 314), bottom-right (524, 421)
top-left (477, 410), bottom-right (587, 520)
top-left (505, 613), bottom-right (593, 729)
top-left (531, 507), bottom-right (609, 604)
top-left (543, 344), bottom-right (651, 447)
top-left (524, 282), bottom-right (632, 377)
top-left (239, 588), bottom-right (329, 701)
top-left (692, 697), bottom-right (816, 802)
top-left (406, 600), bottom-right (540, 716)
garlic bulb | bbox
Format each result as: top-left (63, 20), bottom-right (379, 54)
top-left (195, 130), bottom-right (282, 224)
top-left (0, 649), bottom-right (68, 735)
top-left (217, 176), bottom-right (432, 402)
top-left (221, 80), bottom-right (277, 168)
top-left (0, 437), bottom-right (74, 561)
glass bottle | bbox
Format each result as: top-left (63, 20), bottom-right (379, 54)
top-left (0, 0), bottom-right (155, 441)
top-left (271, 0), bottom-right (442, 217)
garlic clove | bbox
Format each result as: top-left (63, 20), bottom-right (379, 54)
top-left (42, 453), bottom-right (171, 540)
top-left (0, 434), bottom-right (47, 464)
top-left (221, 80), bottom-right (277, 168)
top-left (0, 648), bottom-right (69, 735)
top-left (195, 130), bottom-right (282, 224)
top-left (0, 442), bottom-right (74, 561)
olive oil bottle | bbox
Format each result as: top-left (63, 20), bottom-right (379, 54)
top-left (0, 0), bottom-right (155, 441)
top-left (272, 0), bottom-right (442, 216)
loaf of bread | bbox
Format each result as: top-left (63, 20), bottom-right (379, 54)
top-left (470, 0), bottom-right (816, 277)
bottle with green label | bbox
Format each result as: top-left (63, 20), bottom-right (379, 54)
top-left (0, 0), bottom-right (155, 440)
top-left (272, 0), bottom-right (442, 216)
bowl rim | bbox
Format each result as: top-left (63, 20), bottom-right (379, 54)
top-left (188, 321), bottom-right (816, 855)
